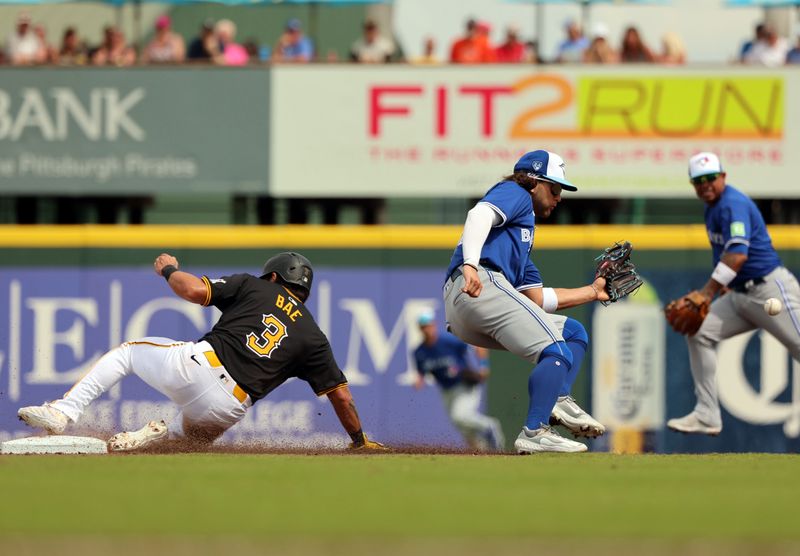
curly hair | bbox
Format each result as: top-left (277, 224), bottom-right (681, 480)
top-left (502, 171), bottom-right (539, 190)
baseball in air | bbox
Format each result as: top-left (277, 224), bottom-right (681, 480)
top-left (764, 298), bottom-right (782, 316)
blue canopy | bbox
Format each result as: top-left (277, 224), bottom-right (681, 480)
top-left (0, 0), bottom-right (389, 4)
top-left (725, 0), bottom-right (799, 5)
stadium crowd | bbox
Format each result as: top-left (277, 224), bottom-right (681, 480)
top-left (4, 11), bottom-right (800, 67)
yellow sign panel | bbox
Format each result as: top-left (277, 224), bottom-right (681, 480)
top-left (577, 76), bottom-right (784, 138)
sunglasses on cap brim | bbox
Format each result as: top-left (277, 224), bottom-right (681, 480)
top-left (691, 173), bottom-right (720, 186)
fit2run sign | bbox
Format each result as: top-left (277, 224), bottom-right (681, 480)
top-left (270, 67), bottom-right (793, 199)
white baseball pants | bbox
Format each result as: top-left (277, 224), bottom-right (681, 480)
top-left (52, 338), bottom-right (251, 436)
top-left (440, 383), bottom-right (504, 451)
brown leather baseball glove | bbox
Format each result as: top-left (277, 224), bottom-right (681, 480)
top-left (664, 290), bottom-right (711, 336)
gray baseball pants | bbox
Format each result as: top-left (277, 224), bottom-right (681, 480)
top-left (687, 266), bottom-right (800, 426)
top-left (443, 267), bottom-right (569, 364)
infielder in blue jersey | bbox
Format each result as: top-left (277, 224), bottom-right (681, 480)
top-left (667, 152), bottom-right (800, 435)
top-left (413, 310), bottom-right (504, 452)
top-left (443, 150), bottom-right (609, 454)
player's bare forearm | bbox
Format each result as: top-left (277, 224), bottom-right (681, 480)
top-left (153, 253), bottom-right (208, 305)
top-left (327, 385), bottom-right (363, 437)
top-left (523, 277), bottom-right (609, 310)
top-left (700, 252), bottom-right (748, 299)
top-left (553, 278), bottom-right (610, 308)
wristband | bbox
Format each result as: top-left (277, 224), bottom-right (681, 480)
top-left (711, 261), bottom-right (737, 287)
top-left (161, 265), bottom-right (179, 282)
top-left (541, 287), bottom-right (558, 313)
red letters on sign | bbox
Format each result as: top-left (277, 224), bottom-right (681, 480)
top-left (369, 86), bottom-right (423, 137)
top-left (459, 86), bottom-right (513, 137)
top-left (368, 84), bottom-right (513, 139)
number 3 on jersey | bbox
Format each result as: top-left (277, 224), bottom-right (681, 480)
top-left (246, 314), bottom-right (288, 358)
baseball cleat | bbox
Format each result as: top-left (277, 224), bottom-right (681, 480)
top-left (667, 412), bottom-right (721, 436)
top-left (514, 425), bottom-right (588, 454)
top-left (18, 403), bottom-right (69, 435)
top-left (108, 420), bottom-right (168, 452)
top-left (550, 396), bottom-right (606, 438)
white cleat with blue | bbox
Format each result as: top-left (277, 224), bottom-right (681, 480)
top-left (550, 396), bottom-right (606, 438)
top-left (514, 425), bottom-right (588, 454)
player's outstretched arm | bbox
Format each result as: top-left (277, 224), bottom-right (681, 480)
top-left (327, 385), bottom-right (387, 450)
top-left (153, 253), bottom-right (208, 305)
top-left (522, 277), bottom-right (610, 311)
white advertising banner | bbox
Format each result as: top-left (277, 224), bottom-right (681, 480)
top-left (592, 302), bottom-right (665, 430)
top-left (271, 66), bottom-right (797, 198)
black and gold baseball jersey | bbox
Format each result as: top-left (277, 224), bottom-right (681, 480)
top-left (198, 273), bottom-right (346, 402)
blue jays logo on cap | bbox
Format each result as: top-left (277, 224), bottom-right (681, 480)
top-left (513, 150), bottom-right (578, 191)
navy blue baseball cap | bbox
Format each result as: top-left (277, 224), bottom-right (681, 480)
top-left (513, 150), bottom-right (578, 191)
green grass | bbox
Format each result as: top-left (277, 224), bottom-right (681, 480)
top-left (1, 453), bottom-right (799, 554)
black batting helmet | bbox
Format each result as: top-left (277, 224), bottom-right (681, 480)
top-left (260, 252), bottom-right (314, 300)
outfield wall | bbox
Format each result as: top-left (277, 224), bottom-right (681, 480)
top-left (0, 224), bottom-right (798, 453)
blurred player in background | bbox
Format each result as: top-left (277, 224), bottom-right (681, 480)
top-left (443, 150), bottom-right (607, 454)
top-left (19, 252), bottom-right (386, 452)
top-left (412, 310), bottom-right (504, 452)
top-left (667, 153), bottom-right (800, 435)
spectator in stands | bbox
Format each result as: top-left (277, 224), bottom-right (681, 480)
top-left (214, 19), bottom-right (248, 66)
top-left (58, 27), bottom-right (88, 65)
top-left (450, 18), bottom-right (494, 63)
top-left (744, 24), bottom-right (788, 67)
top-left (33, 24), bottom-right (57, 64)
top-left (620, 26), bottom-right (655, 63)
top-left (524, 40), bottom-right (541, 64)
top-left (495, 25), bottom-right (526, 63)
top-left (91, 26), bottom-right (135, 67)
top-left (243, 38), bottom-right (262, 62)
top-left (787, 34), bottom-right (800, 65)
top-left (142, 15), bottom-right (186, 64)
top-left (350, 19), bottom-right (395, 63)
top-left (410, 36), bottom-right (440, 65)
top-left (583, 22), bottom-right (617, 64)
top-left (273, 18), bottom-right (313, 63)
top-left (475, 21), bottom-right (495, 62)
top-left (657, 31), bottom-right (686, 65)
top-left (90, 25), bottom-right (112, 60)
top-left (187, 19), bottom-right (219, 62)
top-left (739, 22), bottom-right (766, 63)
top-left (6, 12), bottom-right (43, 65)
top-left (555, 19), bottom-right (589, 63)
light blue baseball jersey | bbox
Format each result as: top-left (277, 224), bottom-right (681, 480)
top-left (704, 185), bottom-right (781, 287)
top-left (413, 332), bottom-right (481, 390)
top-left (446, 181), bottom-right (543, 290)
